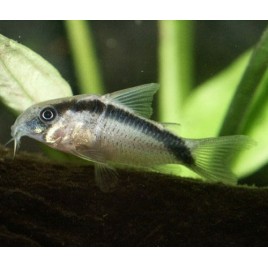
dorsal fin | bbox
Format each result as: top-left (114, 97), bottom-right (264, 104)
top-left (102, 83), bottom-right (159, 118)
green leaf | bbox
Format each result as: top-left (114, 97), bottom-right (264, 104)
top-left (178, 51), bottom-right (251, 179)
top-left (219, 28), bottom-right (268, 136)
top-left (157, 51), bottom-right (251, 180)
top-left (0, 34), bottom-right (73, 113)
top-left (65, 20), bottom-right (104, 95)
top-left (158, 20), bottom-right (194, 123)
top-left (216, 28), bottom-right (268, 177)
top-left (181, 51), bottom-right (251, 138)
top-left (234, 69), bottom-right (268, 176)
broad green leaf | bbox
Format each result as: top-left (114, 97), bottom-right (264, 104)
top-left (0, 34), bottom-right (73, 113)
top-left (180, 48), bottom-right (268, 178)
top-left (181, 51), bottom-right (251, 138)
top-left (234, 69), bottom-right (268, 176)
top-left (176, 52), bottom-right (251, 179)
top-left (216, 28), bottom-right (268, 177)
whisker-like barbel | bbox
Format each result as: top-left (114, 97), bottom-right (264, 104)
top-left (5, 138), bottom-right (14, 148)
top-left (5, 137), bottom-right (20, 158)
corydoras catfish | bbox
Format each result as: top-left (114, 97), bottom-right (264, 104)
top-left (10, 83), bottom-right (251, 191)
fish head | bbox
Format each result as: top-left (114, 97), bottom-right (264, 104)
top-left (10, 95), bottom-right (101, 155)
top-left (11, 101), bottom-right (61, 154)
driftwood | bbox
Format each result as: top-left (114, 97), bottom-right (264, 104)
top-left (0, 145), bottom-right (267, 246)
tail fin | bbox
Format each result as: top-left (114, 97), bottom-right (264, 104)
top-left (184, 135), bottom-right (254, 184)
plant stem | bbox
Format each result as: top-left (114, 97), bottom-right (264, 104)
top-left (219, 27), bottom-right (268, 136)
top-left (64, 20), bottom-right (104, 95)
top-left (158, 20), bottom-right (193, 123)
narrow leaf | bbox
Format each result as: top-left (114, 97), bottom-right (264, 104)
top-left (234, 69), bottom-right (268, 176)
top-left (158, 20), bottom-right (194, 123)
top-left (219, 28), bottom-right (268, 136)
top-left (65, 20), bottom-right (104, 95)
top-left (0, 34), bottom-right (73, 113)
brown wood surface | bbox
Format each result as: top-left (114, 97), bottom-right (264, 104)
top-left (0, 145), bottom-right (267, 246)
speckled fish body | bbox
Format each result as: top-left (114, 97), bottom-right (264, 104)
top-left (11, 84), bottom-right (251, 191)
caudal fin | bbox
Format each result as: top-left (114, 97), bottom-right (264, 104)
top-left (184, 135), bottom-right (254, 184)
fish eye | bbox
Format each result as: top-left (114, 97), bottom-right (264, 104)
top-left (39, 107), bottom-right (57, 122)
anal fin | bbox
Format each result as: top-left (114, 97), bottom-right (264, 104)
top-left (95, 163), bottom-right (118, 192)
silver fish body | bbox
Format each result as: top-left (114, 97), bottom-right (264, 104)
top-left (11, 83), bottom-right (251, 191)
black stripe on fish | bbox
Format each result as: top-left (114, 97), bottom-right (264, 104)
top-left (105, 104), bottom-right (194, 165)
top-left (73, 99), bottom-right (106, 114)
top-left (66, 99), bottom-right (194, 164)
top-left (53, 100), bottom-right (77, 116)
top-left (47, 98), bottom-right (105, 121)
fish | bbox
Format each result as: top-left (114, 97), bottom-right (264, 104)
top-left (10, 83), bottom-right (252, 192)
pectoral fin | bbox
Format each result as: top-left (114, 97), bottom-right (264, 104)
top-left (71, 148), bottom-right (118, 192)
top-left (94, 163), bottom-right (118, 192)
top-left (71, 147), bottom-right (105, 163)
